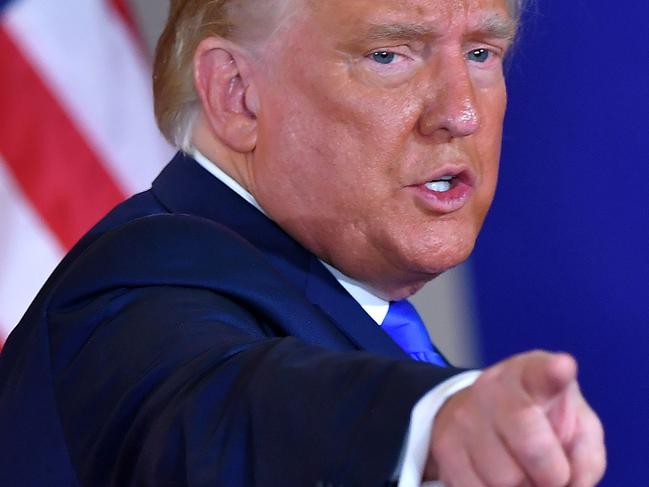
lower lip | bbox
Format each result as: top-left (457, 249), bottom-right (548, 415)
top-left (409, 180), bottom-right (473, 213)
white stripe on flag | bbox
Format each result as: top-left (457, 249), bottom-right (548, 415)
top-left (0, 156), bottom-right (63, 337)
top-left (4, 0), bottom-right (173, 196)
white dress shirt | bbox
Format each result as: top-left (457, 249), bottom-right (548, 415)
top-left (192, 150), bottom-right (480, 486)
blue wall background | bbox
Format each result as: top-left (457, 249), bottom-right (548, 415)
top-left (473, 1), bottom-right (649, 485)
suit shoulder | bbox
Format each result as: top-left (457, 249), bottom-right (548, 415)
top-left (44, 212), bottom-right (309, 338)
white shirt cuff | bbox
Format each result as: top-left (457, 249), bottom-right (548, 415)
top-left (397, 370), bottom-right (482, 487)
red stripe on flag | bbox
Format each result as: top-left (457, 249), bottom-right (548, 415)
top-left (108, 0), bottom-right (138, 34)
top-left (0, 28), bottom-right (126, 250)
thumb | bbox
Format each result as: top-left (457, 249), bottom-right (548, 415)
top-left (521, 352), bottom-right (577, 403)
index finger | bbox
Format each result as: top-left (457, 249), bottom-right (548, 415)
top-left (521, 352), bottom-right (577, 403)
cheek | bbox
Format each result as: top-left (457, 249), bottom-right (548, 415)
top-left (259, 77), bottom-right (420, 187)
top-left (478, 88), bottom-right (506, 172)
top-left (468, 90), bottom-right (506, 221)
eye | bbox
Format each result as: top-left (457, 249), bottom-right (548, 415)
top-left (371, 51), bottom-right (397, 65)
top-left (466, 48), bottom-right (491, 63)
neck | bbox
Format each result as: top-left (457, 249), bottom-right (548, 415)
top-left (191, 115), bottom-right (256, 197)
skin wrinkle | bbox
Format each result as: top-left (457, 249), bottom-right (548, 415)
top-left (361, 14), bottom-right (517, 44)
top-left (156, 0), bottom-right (523, 149)
top-left (201, 0), bottom-right (510, 299)
top-left (187, 0), bottom-right (516, 299)
top-left (155, 5), bottom-right (607, 487)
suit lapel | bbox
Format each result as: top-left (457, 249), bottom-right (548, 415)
top-left (304, 257), bottom-right (410, 360)
top-left (152, 153), bottom-right (409, 359)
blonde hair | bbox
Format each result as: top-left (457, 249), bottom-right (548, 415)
top-left (153, 1), bottom-right (231, 151)
top-left (153, 0), bottom-right (527, 151)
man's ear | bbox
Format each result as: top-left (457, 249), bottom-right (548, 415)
top-left (193, 38), bottom-right (258, 152)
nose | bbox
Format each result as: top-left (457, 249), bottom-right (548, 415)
top-left (418, 57), bottom-right (481, 140)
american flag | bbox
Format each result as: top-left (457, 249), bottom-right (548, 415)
top-left (0, 0), bottom-right (173, 347)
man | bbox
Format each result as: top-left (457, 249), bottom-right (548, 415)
top-left (0, 0), bottom-right (606, 485)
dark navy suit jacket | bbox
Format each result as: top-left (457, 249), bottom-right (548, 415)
top-left (0, 153), bottom-right (459, 486)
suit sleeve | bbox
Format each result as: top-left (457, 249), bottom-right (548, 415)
top-left (48, 286), bottom-right (450, 486)
top-left (44, 215), bottom-right (458, 486)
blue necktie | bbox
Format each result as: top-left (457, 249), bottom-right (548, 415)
top-left (381, 300), bottom-right (447, 367)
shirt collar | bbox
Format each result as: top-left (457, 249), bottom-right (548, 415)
top-left (190, 149), bottom-right (389, 325)
top-left (319, 262), bottom-right (389, 325)
top-left (192, 149), bottom-right (265, 214)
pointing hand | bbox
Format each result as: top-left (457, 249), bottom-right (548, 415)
top-left (426, 352), bottom-right (606, 487)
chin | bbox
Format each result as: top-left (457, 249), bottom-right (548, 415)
top-left (405, 230), bottom-right (477, 277)
top-left (373, 240), bottom-right (474, 301)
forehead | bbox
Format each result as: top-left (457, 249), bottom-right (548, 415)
top-left (300, 0), bottom-right (514, 39)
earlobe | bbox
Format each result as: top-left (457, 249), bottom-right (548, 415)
top-left (193, 38), bottom-right (258, 152)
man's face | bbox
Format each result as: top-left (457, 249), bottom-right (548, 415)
top-left (248, 0), bottom-right (514, 298)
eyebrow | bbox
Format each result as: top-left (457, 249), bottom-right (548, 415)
top-left (364, 14), bottom-right (518, 43)
top-left (474, 14), bottom-right (519, 41)
top-left (365, 22), bottom-right (434, 42)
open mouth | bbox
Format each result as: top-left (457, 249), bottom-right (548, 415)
top-left (424, 175), bottom-right (455, 193)
top-left (410, 169), bottom-right (474, 213)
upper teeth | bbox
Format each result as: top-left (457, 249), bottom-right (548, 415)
top-left (426, 176), bottom-right (454, 192)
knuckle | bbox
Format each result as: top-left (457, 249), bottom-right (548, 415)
top-left (440, 394), bottom-right (478, 434)
top-left (517, 433), bottom-right (554, 465)
top-left (591, 411), bottom-right (606, 441)
top-left (591, 444), bottom-right (608, 481)
top-left (599, 449), bottom-right (608, 475)
top-left (553, 470), bottom-right (571, 487)
top-left (512, 406), bottom-right (544, 436)
top-left (490, 469), bottom-right (525, 487)
top-left (450, 404), bottom-right (477, 431)
top-left (511, 430), bottom-right (571, 485)
top-left (436, 455), bottom-right (466, 487)
top-left (438, 472), bottom-right (457, 487)
top-left (544, 464), bottom-right (571, 487)
top-left (437, 470), bottom-right (457, 487)
top-left (536, 470), bottom-right (571, 487)
top-left (431, 434), bottom-right (455, 463)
